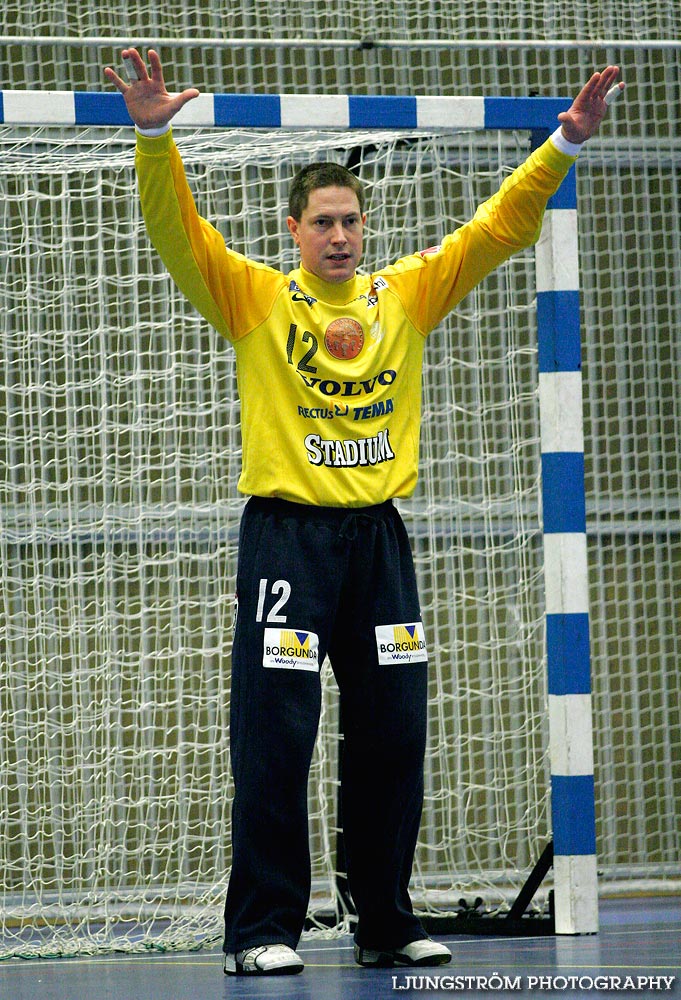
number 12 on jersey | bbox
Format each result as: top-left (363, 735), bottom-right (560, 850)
top-left (255, 578), bottom-right (292, 623)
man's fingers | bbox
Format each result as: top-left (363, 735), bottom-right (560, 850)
top-left (580, 67), bottom-right (620, 102)
top-left (169, 89), bottom-right (201, 116)
top-left (119, 47), bottom-right (152, 83)
top-left (596, 67), bottom-right (621, 98)
top-left (103, 66), bottom-right (127, 93)
top-left (604, 82), bottom-right (625, 106)
top-left (105, 47), bottom-right (199, 127)
top-left (147, 50), bottom-right (166, 84)
top-left (122, 55), bottom-right (141, 83)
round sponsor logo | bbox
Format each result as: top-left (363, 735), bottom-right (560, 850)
top-left (324, 318), bottom-right (364, 360)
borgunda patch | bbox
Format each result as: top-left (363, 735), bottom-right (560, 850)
top-left (263, 627), bottom-right (320, 671)
top-left (375, 622), bottom-right (428, 664)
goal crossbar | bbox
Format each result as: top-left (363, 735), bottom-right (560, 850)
top-left (0, 90), bottom-right (596, 937)
top-left (0, 90), bottom-right (571, 131)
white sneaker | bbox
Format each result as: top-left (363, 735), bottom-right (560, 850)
top-left (223, 943), bottom-right (304, 976)
top-left (355, 937), bottom-right (452, 967)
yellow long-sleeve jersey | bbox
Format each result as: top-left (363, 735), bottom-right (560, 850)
top-left (135, 130), bottom-right (576, 508)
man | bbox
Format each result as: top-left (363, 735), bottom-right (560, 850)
top-left (104, 51), bottom-right (622, 976)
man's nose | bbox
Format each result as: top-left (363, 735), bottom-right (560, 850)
top-left (330, 222), bottom-right (347, 243)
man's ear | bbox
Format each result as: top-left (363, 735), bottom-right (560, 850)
top-left (286, 216), bottom-right (300, 245)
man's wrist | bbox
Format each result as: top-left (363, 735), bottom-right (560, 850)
top-left (551, 126), bottom-right (584, 156)
top-left (135, 122), bottom-right (172, 137)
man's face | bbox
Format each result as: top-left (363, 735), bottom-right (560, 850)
top-left (287, 185), bottom-right (365, 284)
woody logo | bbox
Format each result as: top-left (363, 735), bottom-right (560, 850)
top-left (324, 318), bottom-right (364, 360)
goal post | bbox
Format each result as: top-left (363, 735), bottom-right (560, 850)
top-left (534, 144), bottom-right (598, 935)
top-left (0, 89), bottom-right (597, 954)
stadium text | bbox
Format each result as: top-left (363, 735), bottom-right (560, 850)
top-left (304, 429), bottom-right (395, 467)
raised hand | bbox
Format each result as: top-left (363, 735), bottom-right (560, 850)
top-left (557, 66), bottom-right (624, 144)
top-left (103, 48), bottom-right (199, 130)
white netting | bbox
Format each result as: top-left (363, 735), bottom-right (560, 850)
top-left (0, 124), bottom-right (551, 955)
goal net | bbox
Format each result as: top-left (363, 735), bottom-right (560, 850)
top-left (0, 122), bottom-right (551, 956)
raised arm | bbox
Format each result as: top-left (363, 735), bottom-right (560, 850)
top-left (557, 65), bottom-right (624, 144)
top-left (103, 48), bottom-right (199, 130)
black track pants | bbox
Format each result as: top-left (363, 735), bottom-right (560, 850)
top-left (223, 497), bottom-right (429, 953)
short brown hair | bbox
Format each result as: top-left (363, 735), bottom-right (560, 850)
top-left (288, 162), bottom-right (364, 221)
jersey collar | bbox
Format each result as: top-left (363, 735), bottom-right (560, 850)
top-left (292, 266), bottom-right (363, 306)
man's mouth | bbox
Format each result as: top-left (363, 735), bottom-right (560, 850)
top-left (328, 253), bottom-right (351, 261)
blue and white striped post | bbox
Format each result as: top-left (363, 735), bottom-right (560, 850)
top-left (0, 90), bottom-right (575, 132)
top-left (0, 88), bottom-right (599, 932)
top-left (536, 165), bottom-right (598, 935)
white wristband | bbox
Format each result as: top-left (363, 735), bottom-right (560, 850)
top-left (550, 126), bottom-right (583, 157)
top-left (136, 122), bottom-right (172, 138)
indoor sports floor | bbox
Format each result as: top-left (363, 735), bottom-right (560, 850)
top-left (0, 897), bottom-right (678, 1000)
